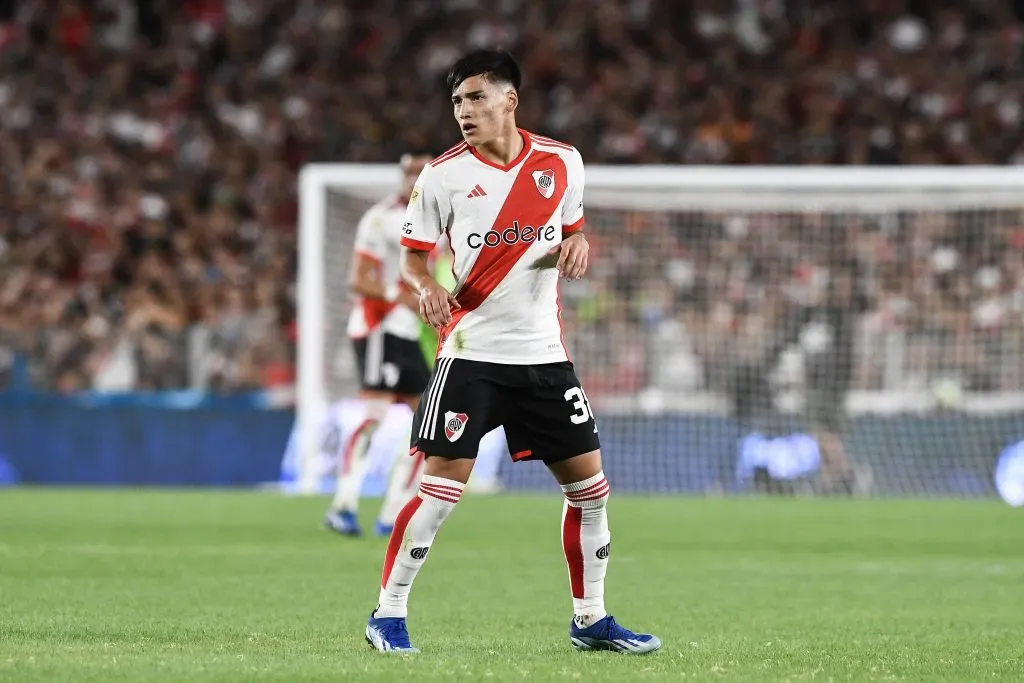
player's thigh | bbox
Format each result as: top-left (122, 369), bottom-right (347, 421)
top-left (503, 362), bottom-right (601, 467)
top-left (410, 358), bottom-right (502, 461)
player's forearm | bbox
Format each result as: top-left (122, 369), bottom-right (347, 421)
top-left (400, 248), bottom-right (439, 295)
top-left (348, 276), bottom-right (391, 301)
top-left (350, 277), bottom-right (416, 309)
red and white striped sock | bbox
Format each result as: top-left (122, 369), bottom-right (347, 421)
top-left (561, 471), bottom-right (611, 628)
top-left (375, 475), bottom-right (465, 618)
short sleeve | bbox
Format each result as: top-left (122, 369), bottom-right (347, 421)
top-left (400, 164), bottom-right (449, 251)
top-left (353, 207), bottom-right (387, 265)
top-left (561, 148), bottom-right (585, 234)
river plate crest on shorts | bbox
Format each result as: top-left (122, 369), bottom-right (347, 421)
top-left (444, 411), bottom-right (469, 442)
top-left (533, 169), bottom-right (555, 199)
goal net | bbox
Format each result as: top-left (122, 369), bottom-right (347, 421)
top-left (297, 164), bottom-right (1024, 500)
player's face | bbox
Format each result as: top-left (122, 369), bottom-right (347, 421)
top-left (451, 75), bottom-right (517, 146)
top-left (399, 155), bottom-right (430, 201)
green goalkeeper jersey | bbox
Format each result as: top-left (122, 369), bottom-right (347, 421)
top-left (417, 254), bottom-right (456, 365)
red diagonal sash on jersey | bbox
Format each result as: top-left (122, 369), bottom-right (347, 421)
top-left (439, 151), bottom-right (568, 345)
top-left (361, 280), bottom-right (412, 331)
top-left (361, 298), bottom-right (397, 331)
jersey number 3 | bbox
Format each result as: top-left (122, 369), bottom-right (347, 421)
top-left (564, 386), bottom-right (594, 424)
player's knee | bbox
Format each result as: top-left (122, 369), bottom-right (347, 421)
top-left (422, 455), bottom-right (474, 485)
top-left (548, 449), bottom-right (603, 487)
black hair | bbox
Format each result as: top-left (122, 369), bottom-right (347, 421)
top-left (446, 49), bottom-right (522, 95)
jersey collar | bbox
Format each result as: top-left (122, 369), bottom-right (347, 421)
top-left (469, 129), bottom-right (532, 172)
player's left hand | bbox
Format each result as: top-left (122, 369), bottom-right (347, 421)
top-left (547, 233), bottom-right (588, 280)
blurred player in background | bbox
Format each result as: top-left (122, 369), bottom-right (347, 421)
top-left (324, 155), bottom-right (509, 538)
top-left (323, 152), bottom-right (434, 537)
top-left (364, 49), bottom-right (660, 655)
top-left (796, 260), bottom-right (871, 495)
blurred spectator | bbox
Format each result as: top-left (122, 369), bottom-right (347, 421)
top-left (1, 0), bottom-right (1024, 395)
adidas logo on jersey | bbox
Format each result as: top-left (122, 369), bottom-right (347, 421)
top-left (467, 184), bottom-right (487, 198)
top-left (467, 221), bottom-right (557, 249)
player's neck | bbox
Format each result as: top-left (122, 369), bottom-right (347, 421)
top-left (473, 126), bottom-right (524, 167)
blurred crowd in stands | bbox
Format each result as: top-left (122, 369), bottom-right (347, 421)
top-left (564, 207), bottom-right (1024, 402)
top-left (2, 0), bottom-right (1024, 396)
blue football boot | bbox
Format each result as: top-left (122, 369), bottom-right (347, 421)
top-left (569, 615), bottom-right (661, 654)
top-left (365, 611), bottom-right (419, 653)
top-left (323, 509), bottom-right (361, 537)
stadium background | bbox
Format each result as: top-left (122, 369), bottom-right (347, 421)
top-left (6, 3), bottom-right (1024, 682)
top-left (2, 0), bottom-right (1024, 497)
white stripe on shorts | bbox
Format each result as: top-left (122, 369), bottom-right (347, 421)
top-left (363, 328), bottom-right (384, 386)
top-left (419, 357), bottom-right (454, 441)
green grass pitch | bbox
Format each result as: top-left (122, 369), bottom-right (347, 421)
top-left (2, 489), bottom-right (1023, 682)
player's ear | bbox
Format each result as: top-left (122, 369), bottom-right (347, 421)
top-left (506, 89), bottom-right (518, 113)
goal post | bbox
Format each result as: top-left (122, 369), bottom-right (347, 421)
top-left (296, 164), bottom-right (1024, 498)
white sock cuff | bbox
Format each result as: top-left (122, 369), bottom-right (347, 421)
top-left (418, 475), bottom-right (465, 505)
top-left (561, 471), bottom-right (610, 508)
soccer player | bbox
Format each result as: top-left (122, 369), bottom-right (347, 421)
top-left (323, 151), bottom-right (435, 537)
top-left (364, 49), bottom-right (661, 655)
top-left (796, 261), bottom-right (871, 495)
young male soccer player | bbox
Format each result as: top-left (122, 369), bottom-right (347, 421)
top-left (364, 49), bottom-right (661, 655)
top-left (323, 152), bottom-right (434, 537)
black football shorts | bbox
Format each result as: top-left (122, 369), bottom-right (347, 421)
top-left (409, 358), bottom-right (601, 464)
top-left (352, 330), bottom-right (431, 396)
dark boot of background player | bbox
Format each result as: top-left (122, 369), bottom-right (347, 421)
top-left (753, 467), bottom-right (797, 496)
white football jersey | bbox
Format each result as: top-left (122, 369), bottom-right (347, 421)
top-left (400, 130), bottom-right (586, 365)
top-left (346, 195), bottom-right (421, 340)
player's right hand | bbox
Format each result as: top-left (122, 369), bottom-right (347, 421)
top-left (418, 281), bottom-right (461, 328)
